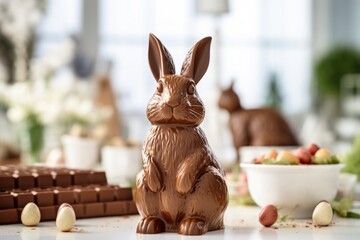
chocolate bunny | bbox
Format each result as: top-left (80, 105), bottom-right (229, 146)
top-left (134, 34), bottom-right (228, 235)
top-left (218, 82), bottom-right (299, 162)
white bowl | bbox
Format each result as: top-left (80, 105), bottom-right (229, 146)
top-left (102, 145), bottom-right (142, 186)
top-left (240, 163), bottom-right (344, 218)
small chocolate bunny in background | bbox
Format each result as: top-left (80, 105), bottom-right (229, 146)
top-left (134, 34), bottom-right (228, 236)
top-left (218, 82), bottom-right (299, 162)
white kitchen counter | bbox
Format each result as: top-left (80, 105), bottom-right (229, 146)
top-left (1, 205), bottom-right (360, 240)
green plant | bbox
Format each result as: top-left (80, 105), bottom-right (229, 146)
top-left (342, 134), bottom-right (360, 181)
top-left (315, 46), bottom-right (360, 98)
top-left (266, 73), bottom-right (282, 109)
top-left (332, 197), bottom-right (360, 218)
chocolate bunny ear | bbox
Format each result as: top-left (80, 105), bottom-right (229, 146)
top-left (148, 33), bottom-right (176, 81)
top-left (180, 37), bottom-right (212, 84)
top-left (229, 79), bottom-right (235, 90)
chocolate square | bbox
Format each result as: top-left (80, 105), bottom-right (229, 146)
top-left (13, 173), bottom-right (35, 189)
top-left (126, 201), bottom-right (139, 215)
top-left (52, 172), bottom-right (72, 187)
top-left (90, 171), bottom-right (107, 184)
top-left (74, 188), bottom-right (97, 204)
top-left (96, 187), bottom-right (115, 202)
top-left (0, 209), bottom-right (19, 225)
top-left (114, 187), bottom-right (133, 201)
top-left (33, 173), bottom-right (53, 188)
top-left (0, 193), bottom-right (14, 209)
top-left (32, 191), bottom-right (54, 206)
top-left (0, 174), bottom-right (15, 191)
top-left (71, 171), bottom-right (90, 185)
top-left (39, 206), bottom-right (56, 221)
top-left (104, 201), bottom-right (127, 216)
top-left (54, 189), bottom-right (75, 204)
top-left (84, 202), bottom-right (105, 217)
top-left (72, 204), bottom-right (85, 219)
top-left (12, 192), bottom-right (34, 208)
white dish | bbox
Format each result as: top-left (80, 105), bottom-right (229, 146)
top-left (240, 163), bottom-right (344, 218)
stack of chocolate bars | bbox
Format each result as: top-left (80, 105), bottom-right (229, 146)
top-left (0, 165), bottom-right (138, 225)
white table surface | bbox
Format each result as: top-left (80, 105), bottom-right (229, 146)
top-left (1, 205), bottom-right (360, 240)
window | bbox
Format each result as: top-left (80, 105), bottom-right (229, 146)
top-left (99, 0), bottom-right (311, 141)
top-left (35, 0), bottom-right (83, 56)
top-left (36, 0), bottom-right (312, 142)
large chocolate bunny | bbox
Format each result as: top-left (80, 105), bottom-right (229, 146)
top-left (218, 82), bottom-right (299, 162)
top-left (135, 34), bottom-right (228, 235)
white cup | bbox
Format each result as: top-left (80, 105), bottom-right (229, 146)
top-left (62, 135), bottom-right (100, 169)
top-left (102, 145), bottom-right (142, 186)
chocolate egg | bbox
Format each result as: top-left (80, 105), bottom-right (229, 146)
top-left (56, 205), bottom-right (76, 232)
top-left (312, 201), bottom-right (333, 226)
top-left (259, 205), bottom-right (278, 227)
top-left (21, 202), bottom-right (41, 226)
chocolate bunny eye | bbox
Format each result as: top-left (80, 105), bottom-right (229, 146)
top-left (157, 82), bottom-right (164, 93)
top-left (187, 83), bottom-right (195, 94)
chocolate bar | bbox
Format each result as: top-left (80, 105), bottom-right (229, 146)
top-left (0, 166), bottom-right (108, 191)
top-left (0, 166), bottom-right (138, 225)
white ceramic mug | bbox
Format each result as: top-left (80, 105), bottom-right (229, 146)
top-left (62, 135), bottom-right (100, 169)
top-left (102, 145), bottom-right (142, 186)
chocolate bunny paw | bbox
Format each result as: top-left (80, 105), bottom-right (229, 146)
top-left (146, 160), bottom-right (163, 192)
top-left (143, 155), bottom-right (164, 192)
top-left (137, 217), bottom-right (165, 234)
top-left (178, 218), bottom-right (208, 235)
top-left (176, 170), bottom-right (194, 195)
top-left (175, 153), bottom-right (205, 195)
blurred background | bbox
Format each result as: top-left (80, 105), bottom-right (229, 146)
top-left (1, 0), bottom-right (360, 183)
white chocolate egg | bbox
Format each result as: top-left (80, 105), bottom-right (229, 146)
top-left (312, 201), bottom-right (333, 226)
top-left (56, 206), bottom-right (76, 232)
top-left (21, 202), bottom-right (41, 226)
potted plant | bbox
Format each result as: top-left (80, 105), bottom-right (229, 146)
top-left (314, 46), bottom-right (360, 114)
top-left (60, 97), bottom-right (112, 169)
